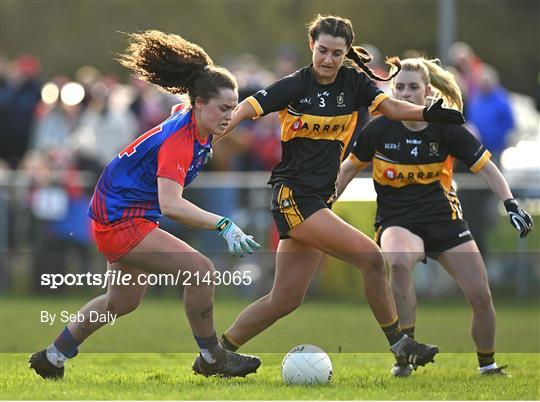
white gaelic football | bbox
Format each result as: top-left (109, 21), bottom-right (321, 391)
top-left (281, 344), bottom-right (333, 385)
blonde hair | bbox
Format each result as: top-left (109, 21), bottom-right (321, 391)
top-left (388, 56), bottom-right (463, 112)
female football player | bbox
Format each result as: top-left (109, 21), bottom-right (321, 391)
top-left (336, 57), bottom-right (533, 376)
top-left (29, 30), bottom-right (261, 379)
top-left (194, 15), bottom-right (466, 373)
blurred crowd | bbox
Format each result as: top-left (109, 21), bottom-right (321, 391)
top-left (1, 42), bottom-right (536, 293)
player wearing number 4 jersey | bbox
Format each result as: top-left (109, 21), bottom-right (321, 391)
top-left (193, 15), bottom-right (464, 374)
top-left (29, 30), bottom-right (261, 380)
top-left (337, 57), bottom-right (533, 377)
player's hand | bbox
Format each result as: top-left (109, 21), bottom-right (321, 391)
top-left (216, 217), bottom-right (261, 257)
top-left (504, 198), bottom-right (533, 238)
top-left (423, 98), bottom-right (465, 125)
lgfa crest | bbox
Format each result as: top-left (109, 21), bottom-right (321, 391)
top-left (337, 92), bottom-right (345, 107)
top-left (429, 142), bottom-right (439, 156)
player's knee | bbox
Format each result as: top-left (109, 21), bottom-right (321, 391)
top-left (388, 255), bottom-right (414, 273)
top-left (468, 290), bottom-right (493, 312)
top-left (193, 256), bottom-right (216, 281)
top-left (359, 251), bottom-right (386, 276)
top-left (388, 258), bottom-right (413, 285)
top-left (105, 294), bottom-right (142, 316)
top-left (270, 293), bottom-right (303, 317)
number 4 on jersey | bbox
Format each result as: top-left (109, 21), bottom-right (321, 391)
top-left (410, 146), bottom-right (418, 157)
top-left (118, 125), bottom-right (162, 158)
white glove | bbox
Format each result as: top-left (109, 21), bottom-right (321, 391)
top-left (216, 217), bottom-right (261, 257)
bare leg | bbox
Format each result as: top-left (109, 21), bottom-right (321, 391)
top-left (120, 228), bottom-right (217, 338)
top-left (67, 262), bottom-right (148, 342)
top-left (437, 241), bottom-right (496, 352)
top-left (290, 208), bottom-right (397, 325)
top-left (63, 228), bottom-right (216, 341)
top-left (380, 227), bottom-right (426, 328)
top-left (34, 228), bottom-right (261, 379)
top-left (225, 238), bottom-right (322, 345)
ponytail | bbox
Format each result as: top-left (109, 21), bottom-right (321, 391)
top-left (390, 56), bottom-right (463, 112)
top-left (117, 30), bottom-right (236, 104)
top-left (346, 46), bottom-right (401, 82)
top-left (421, 59), bottom-right (463, 112)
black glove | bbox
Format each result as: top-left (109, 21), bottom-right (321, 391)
top-left (504, 198), bottom-right (533, 238)
top-left (423, 98), bottom-right (465, 125)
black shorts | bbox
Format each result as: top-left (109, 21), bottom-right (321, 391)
top-left (373, 218), bottom-right (474, 260)
top-left (271, 184), bottom-right (333, 239)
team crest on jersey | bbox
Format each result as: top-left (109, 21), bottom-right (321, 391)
top-left (429, 142), bottom-right (439, 156)
top-left (280, 198), bottom-right (292, 209)
top-left (384, 168), bottom-right (398, 180)
top-left (337, 92), bottom-right (346, 107)
top-left (292, 119), bottom-right (303, 131)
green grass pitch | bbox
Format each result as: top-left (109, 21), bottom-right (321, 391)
top-left (1, 297), bottom-right (539, 399)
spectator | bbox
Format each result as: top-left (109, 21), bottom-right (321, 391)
top-left (448, 41), bottom-right (483, 99)
top-left (467, 64), bottom-right (515, 166)
top-left (0, 55), bottom-right (42, 168)
top-left (72, 82), bottom-right (139, 166)
top-left (30, 77), bottom-right (82, 154)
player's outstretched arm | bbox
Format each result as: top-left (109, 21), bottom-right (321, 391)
top-left (335, 157), bottom-right (370, 200)
top-left (377, 97), bottom-right (465, 125)
top-left (158, 177), bottom-right (260, 255)
top-left (477, 160), bottom-right (534, 238)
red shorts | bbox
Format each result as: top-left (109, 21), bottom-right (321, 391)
top-left (91, 218), bottom-right (159, 263)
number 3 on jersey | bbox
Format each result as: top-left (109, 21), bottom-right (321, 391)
top-left (118, 125), bottom-right (162, 158)
top-left (410, 146), bottom-right (418, 157)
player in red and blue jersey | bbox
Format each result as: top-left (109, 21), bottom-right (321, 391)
top-left (86, 102), bottom-right (215, 261)
top-left (29, 30), bottom-right (261, 380)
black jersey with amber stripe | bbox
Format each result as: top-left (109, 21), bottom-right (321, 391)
top-left (350, 116), bottom-right (491, 226)
top-left (247, 65), bottom-right (388, 198)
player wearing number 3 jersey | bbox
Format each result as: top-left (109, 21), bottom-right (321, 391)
top-left (29, 30), bottom-right (261, 380)
top-left (194, 15), bottom-right (465, 374)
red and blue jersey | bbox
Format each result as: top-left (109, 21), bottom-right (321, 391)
top-left (88, 105), bottom-right (212, 224)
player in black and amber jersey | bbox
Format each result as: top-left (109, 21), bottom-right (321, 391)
top-left (337, 57), bottom-right (533, 377)
top-left (193, 16), bottom-right (465, 373)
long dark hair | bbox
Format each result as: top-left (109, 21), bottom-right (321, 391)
top-left (117, 30), bottom-right (237, 105)
top-left (307, 15), bottom-right (401, 82)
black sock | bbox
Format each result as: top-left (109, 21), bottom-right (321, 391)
top-left (477, 350), bottom-right (495, 367)
top-left (402, 326), bottom-right (415, 340)
top-left (220, 333), bottom-right (239, 352)
top-left (381, 318), bottom-right (404, 346)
